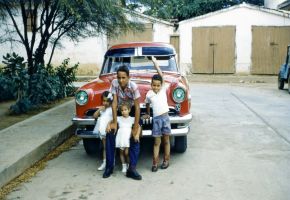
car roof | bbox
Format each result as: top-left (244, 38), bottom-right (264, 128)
top-left (109, 42), bottom-right (173, 50)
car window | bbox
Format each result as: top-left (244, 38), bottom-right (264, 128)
top-left (101, 56), bottom-right (178, 74)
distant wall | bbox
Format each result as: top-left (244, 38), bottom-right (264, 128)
top-left (264, 0), bottom-right (285, 9)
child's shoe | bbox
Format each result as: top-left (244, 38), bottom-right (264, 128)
top-left (160, 161), bottom-right (169, 169)
top-left (122, 163), bottom-right (127, 173)
top-left (152, 157), bottom-right (159, 172)
top-left (98, 159), bottom-right (106, 171)
top-left (151, 165), bottom-right (158, 172)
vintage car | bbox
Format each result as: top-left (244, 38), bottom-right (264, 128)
top-left (278, 45), bottom-right (290, 93)
top-left (72, 42), bottom-right (192, 155)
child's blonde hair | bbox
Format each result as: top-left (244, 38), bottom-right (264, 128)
top-left (119, 102), bottom-right (131, 112)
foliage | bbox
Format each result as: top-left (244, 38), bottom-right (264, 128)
top-left (0, 53), bottom-right (78, 114)
top-left (55, 58), bottom-right (78, 97)
top-left (0, 74), bottom-right (15, 101)
top-left (1, 53), bottom-right (29, 101)
top-left (29, 59), bottom-right (78, 105)
top-left (132, 0), bottom-right (264, 21)
top-left (9, 98), bottom-right (33, 114)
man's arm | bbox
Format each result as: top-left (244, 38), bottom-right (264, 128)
top-left (132, 97), bottom-right (140, 141)
top-left (110, 93), bottom-right (118, 131)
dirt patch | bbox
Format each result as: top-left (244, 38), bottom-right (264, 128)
top-left (0, 97), bottom-right (73, 131)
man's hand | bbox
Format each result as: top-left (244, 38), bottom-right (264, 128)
top-left (107, 121), bottom-right (117, 134)
top-left (131, 124), bottom-right (141, 143)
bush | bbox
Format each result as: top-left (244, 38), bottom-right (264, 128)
top-left (0, 74), bottom-right (15, 101)
top-left (29, 64), bottom-right (59, 105)
top-left (55, 58), bottom-right (78, 98)
top-left (9, 98), bottom-right (33, 114)
top-left (1, 52), bottom-right (78, 114)
top-left (0, 53), bottom-right (28, 102)
top-left (28, 59), bottom-right (78, 105)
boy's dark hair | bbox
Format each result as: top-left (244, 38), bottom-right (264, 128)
top-left (117, 65), bottom-right (129, 77)
top-left (101, 91), bottom-right (113, 103)
top-left (152, 74), bottom-right (163, 84)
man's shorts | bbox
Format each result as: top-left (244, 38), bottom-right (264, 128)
top-left (152, 113), bottom-right (171, 137)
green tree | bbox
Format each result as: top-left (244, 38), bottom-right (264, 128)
top-left (135, 0), bottom-right (264, 21)
top-left (0, 0), bottom-right (138, 85)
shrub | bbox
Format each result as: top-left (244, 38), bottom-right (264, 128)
top-left (9, 98), bottom-right (33, 114)
top-left (0, 74), bottom-right (15, 101)
top-left (1, 52), bottom-right (78, 114)
top-left (55, 58), bottom-right (78, 98)
top-left (1, 53), bottom-right (29, 102)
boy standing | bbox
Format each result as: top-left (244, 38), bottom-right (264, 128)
top-left (143, 57), bottom-right (171, 172)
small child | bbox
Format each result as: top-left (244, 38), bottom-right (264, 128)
top-left (93, 91), bottom-right (113, 171)
top-left (143, 56), bottom-right (172, 172)
top-left (115, 102), bottom-right (135, 173)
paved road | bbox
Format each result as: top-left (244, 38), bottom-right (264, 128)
top-left (6, 83), bottom-right (290, 200)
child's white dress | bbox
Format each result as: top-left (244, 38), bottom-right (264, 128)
top-left (93, 107), bottom-right (113, 139)
top-left (115, 116), bottom-right (134, 148)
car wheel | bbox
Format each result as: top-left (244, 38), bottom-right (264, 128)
top-left (288, 75), bottom-right (290, 94)
top-left (174, 135), bottom-right (187, 153)
top-left (278, 73), bottom-right (284, 90)
top-left (83, 138), bottom-right (102, 156)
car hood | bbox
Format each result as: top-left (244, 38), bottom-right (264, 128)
top-left (78, 71), bottom-right (185, 104)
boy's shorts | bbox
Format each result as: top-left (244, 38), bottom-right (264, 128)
top-left (152, 113), bottom-right (171, 137)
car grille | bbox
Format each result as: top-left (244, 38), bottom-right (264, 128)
top-left (85, 107), bottom-right (179, 130)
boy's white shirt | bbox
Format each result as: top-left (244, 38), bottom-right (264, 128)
top-left (145, 85), bottom-right (169, 117)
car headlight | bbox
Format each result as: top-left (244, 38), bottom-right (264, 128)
top-left (172, 87), bottom-right (186, 103)
top-left (76, 90), bottom-right (88, 105)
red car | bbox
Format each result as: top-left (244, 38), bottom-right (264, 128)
top-left (72, 42), bottom-right (192, 155)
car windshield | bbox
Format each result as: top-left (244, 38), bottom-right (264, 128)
top-left (101, 55), bottom-right (178, 74)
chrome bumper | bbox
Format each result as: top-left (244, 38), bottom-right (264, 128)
top-left (73, 113), bottom-right (192, 138)
top-left (72, 113), bottom-right (193, 126)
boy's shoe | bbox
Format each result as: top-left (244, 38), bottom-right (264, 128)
top-left (160, 161), bottom-right (169, 169)
top-left (103, 168), bottom-right (113, 178)
top-left (151, 165), bottom-right (158, 172)
top-left (98, 161), bottom-right (106, 171)
top-left (126, 168), bottom-right (142, 180)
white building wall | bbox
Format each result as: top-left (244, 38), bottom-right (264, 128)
top-left (47, 35), bottom-right (107, 75)
top-left (153, 23), bottom-right (174, 43)
top-left (178, 5), bottom-right (290, 74)
top-left (264, 0), bottom-right (285, 9)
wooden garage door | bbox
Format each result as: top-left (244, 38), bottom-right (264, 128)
top-left (108, 23), bottom-right (153, 48)
top-left (170, 35), bottom-right (180, 65)
top-left (192, 26), bottom-right (235, 74)
top-left (252, 26), bottom-right (290, 75)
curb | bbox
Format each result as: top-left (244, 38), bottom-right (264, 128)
top-left (0, 100), bottom-right (76, 188)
